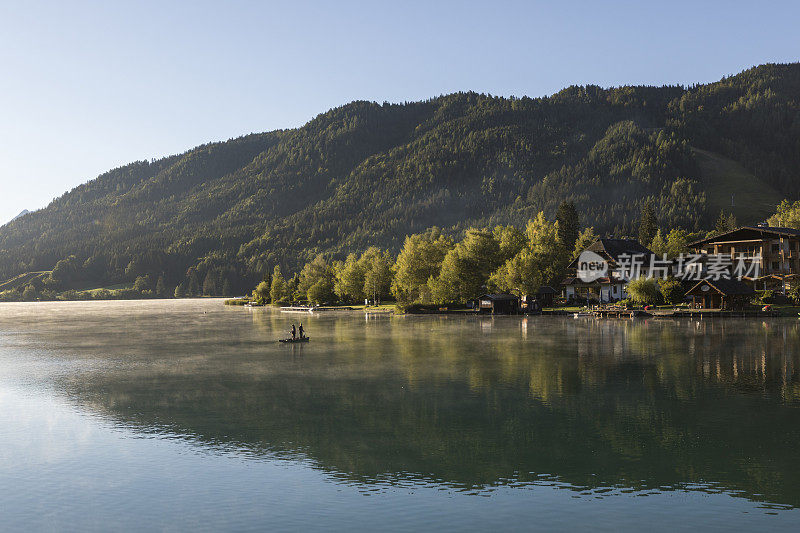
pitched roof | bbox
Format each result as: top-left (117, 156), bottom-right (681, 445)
top-left (686, 278), bottom-right (755, 296)
top-left (591, 238), bottom-right (654, 260)
top-left (479, 293), bottom-right (519, 301)
top-left (536, 286), bottom-right (557, 294)
top-left (568, 238), bottom-right (654, 269)
top-left (690, 226), bottom-right (800, 247)
top-left (561, 276), bottom-right (623, 286)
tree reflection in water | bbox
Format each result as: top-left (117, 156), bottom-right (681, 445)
top-left (12, 302), bottom-right (800, 508)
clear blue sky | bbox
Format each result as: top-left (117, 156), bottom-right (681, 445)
top-left (0, 0), bottom-right (798, 223)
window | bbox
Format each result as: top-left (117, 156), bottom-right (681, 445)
top-left (772, 244), bottom-right (780, 253)
top-left (772, 261), bottom-right (779, 270)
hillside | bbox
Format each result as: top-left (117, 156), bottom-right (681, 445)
top-left (0, 62), bottom-right (798, 295)
top-left (692, 148), bottom-right (783, 222)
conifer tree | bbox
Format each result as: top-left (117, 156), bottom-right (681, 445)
top-left (187, 272), bottom-right (200, 296)
top-left (638, 200), bottom-right (658, 245)
top-left (155, 275), bottom-right (167, 297)
top-left (556, 201), bottom-right (580, 252)
top-left (202, 271), bottom-right (217, 296)
top-left (269, 265), bottom-right (288, 304)
top-left (174, 282), bottom-right (186, 298)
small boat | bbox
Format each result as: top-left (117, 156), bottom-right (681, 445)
top-left (278, 337), bottom-right (310, 343)
top-left (573, 312), bottom-right (593, 318)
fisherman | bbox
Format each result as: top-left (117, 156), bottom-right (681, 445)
top-left (291, 324), bottom-right (296, 340)
top-left (298, 323), bottom-right (305, 339)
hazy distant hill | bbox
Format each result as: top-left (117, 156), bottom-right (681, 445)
top-left (9, 209), bottom-right (29, 222)
top-left (0, 62), bottom-right (797, 293)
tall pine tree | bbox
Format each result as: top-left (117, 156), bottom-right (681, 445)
top-left (715, 209), bottom-right (737, 234)
top-left (638, 200), bottom-right (658, 246)
top-left (555, 201), bottom-right (580, 252)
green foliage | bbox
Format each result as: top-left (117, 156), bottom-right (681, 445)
top-left (650, 228), bottom-right (688, 260)
top-left (659, 278), bottom-right (685, 305)
top-left (222, 278), bottom-right (232, 296)
top-left (391, 229), bottom-right (453, 305)
top-left (556, 201), bottom-right (580, 252)
top-left (297, 255), bottom-right (335, 304)
top-left (715, 209), bottom-right (738, 234)
top-left (155, 275), bottom-right (167, 297)
top-left (788, 284), bottom-right (800, 305)
top-left (269, 265), bottom-right (289, 304)
top-left (3, 64), bottom-right (800, 292)
top-left (638, 200), bottom-right (658, 248)
top-left (22, 284), bottom-right (37, 301)
top-left (649, 229), bottom-right (668, 257)
top-left (202, 271), bottom-right (217, 296)
top-left (755, 290), bottom-right (774, 305)
top-left (616, 298), bottom-right (634, 309)
top-left (572, 227), bottom-right (599, 259)
top-left (361, 248), bottom-right (393, 303)
top-left (334, 254), bottom-right (366, 302)
top-left (429, 229), bottom-right (502, 304)
top-left (133, 274), bottom-right (151, 292)
top-left (493, 225), bottom-right (526, 263)
top-left (48, 255), bottom-right (80, 288)
top-left (253, 280), bottom-right (270, 302)
top-left (768, 200), bottom-right (800, 230)
top-left (307, 278), bottom-right (335, 305)
top-left (174, 282), bottom-right (186, 298)
top-left (187, 272), bottom-right (200, 297)
top-left (664, 228), bottom-right (689, 259)
top-left (626, 278), bottom-right (662, 305)
top-left (491, 212), bottom-right (567, 297)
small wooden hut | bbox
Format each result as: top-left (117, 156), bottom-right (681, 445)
top-left (477, 294), bottom-right (520, 314)
top-left (686, 278), bottom-right (754, 310)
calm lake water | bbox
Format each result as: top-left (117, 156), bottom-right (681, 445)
top-left (1, 299), bottom-right (800, 531)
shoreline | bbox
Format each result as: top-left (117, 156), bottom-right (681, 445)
top-left (5, 298), bottom-right (795, 319)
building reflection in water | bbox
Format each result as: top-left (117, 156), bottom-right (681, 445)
top-left (33, 309), bottom-right (800, 509)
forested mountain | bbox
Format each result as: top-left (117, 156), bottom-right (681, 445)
top-left (1, 62), bottom-right (798, 295)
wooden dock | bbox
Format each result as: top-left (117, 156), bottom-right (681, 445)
top-left (280, 305), bottom-right (356, 313)
top-left (364, 309), bottom-right (395, 316)
top-left (592, 309), bottom-right (652, 318)
top-left (653, 310), bottom-right (779, 318)
top-left (539, 308), bottom-right (781, 319)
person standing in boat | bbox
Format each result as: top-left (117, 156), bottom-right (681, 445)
top-left (291, 324), bottom-right (296, 340)
top-left (298, 323), bottom-right (304, 339)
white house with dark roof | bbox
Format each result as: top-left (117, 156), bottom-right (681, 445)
top-left (562, 238), bottom-right (654, 303)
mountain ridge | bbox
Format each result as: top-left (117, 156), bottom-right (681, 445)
top-left (9, 209), bottom-right (29, 223)
top-left (1, 62), bottom-right (798, 294)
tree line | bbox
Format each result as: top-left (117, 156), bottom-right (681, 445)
top-left (1, 63), bottom-right (798, 300)
top-left (246, 202), bottom-right (596, 308)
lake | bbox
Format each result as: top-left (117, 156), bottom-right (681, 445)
top-left (1, 299), bottom-right (799, 531)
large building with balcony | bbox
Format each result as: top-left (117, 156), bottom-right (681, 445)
top-left (689, 225), bottom-right (800, 280)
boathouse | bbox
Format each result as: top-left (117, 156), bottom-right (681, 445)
top-left (536, 286), bottom-right (556, 307)
top-left (477, 294), bottom-right (520, 314)
top-left (685, 278), bottom-right (754, 310)
top-left (521, 286), bottom-right (556, 310)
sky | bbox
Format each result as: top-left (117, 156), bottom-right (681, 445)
top-left (0, 0), bottom-right (798, 224)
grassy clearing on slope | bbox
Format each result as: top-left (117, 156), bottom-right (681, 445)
top-left (0, 271), bottom-right (50, 291)
top-left (693, 148), bottom-right (782, 225)
top-left (82, 283), bottom-right (134, 294)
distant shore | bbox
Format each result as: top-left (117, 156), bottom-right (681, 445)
top-left (223, 298), bottom-right (800, 318)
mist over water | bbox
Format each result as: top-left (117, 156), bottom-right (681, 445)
top-left (1, 299), bottom-right (799, 531)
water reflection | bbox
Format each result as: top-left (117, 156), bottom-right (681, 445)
top-left (2, 301), bottom-right (800, 509)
